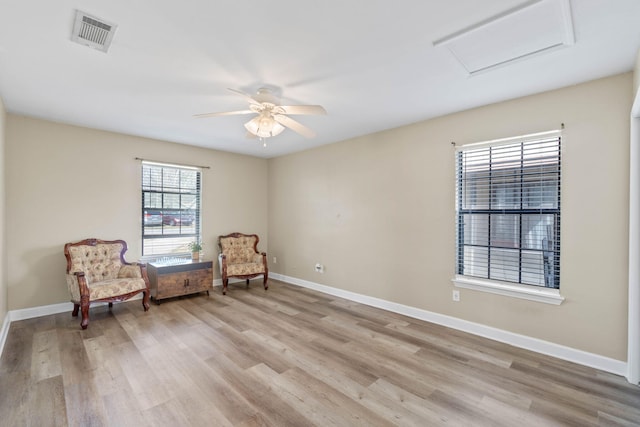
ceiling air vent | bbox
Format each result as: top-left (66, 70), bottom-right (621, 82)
top-left (71, 10), bottom-right (117, 53)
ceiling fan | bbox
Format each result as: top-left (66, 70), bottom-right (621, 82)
top-left (194, 87), bottom-right (326, 139)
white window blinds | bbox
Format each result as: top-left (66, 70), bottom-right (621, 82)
top-left (455, 131), bottom-right (561, 288)
top-left (141, 161), bottom-right (201, 256)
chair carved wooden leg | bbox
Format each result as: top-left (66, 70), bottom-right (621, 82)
top-left (142, 291), bottom-right (150, 311)
top-left (218, 233), bottom-right (270, 296)
top-left (80, 295), bottom-right (90, 330)
top-left (263, 273), bottom-right (269, 291)
top-left (64, 238), bottom-right (152, 330)
top-left (72, 303), bottom-right (80, 317)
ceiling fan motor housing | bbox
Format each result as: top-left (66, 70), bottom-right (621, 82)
top-left (254, 87), bottom-right (279, 104)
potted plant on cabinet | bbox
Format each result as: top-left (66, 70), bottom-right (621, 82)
top-left (188, 241), bottom-right (203, 261)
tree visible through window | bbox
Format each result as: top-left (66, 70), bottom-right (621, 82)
top-left (142, 162), bottom-right (201, 256)
top-left (455, 132), bottom-right (561, 288)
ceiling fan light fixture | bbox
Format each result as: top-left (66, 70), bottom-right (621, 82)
top-left (196, 87), bottom-right (325, 140)
top-left (244, 114), bottom-right (285, 138)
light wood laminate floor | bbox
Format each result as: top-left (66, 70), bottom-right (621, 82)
top-left (1, 280), bottom-right (639, 426)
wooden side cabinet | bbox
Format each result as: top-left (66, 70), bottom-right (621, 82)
top-left (147, 258), bottom-right (213, 303)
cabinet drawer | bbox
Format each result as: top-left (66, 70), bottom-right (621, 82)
top-left (155, 269), bottom-right (213, 299)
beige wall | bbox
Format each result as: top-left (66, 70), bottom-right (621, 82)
top-left (6, 116), bottom-right (268, 310)
top-left (0, 96), bottom-right (6, 322)
top-left (268, 73), bottom-right (633, 361)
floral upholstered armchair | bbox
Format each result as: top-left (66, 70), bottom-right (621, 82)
top-left (218, 232), bottom-right (268, 295)
top-left (64, 238), bottom-right (150, 329)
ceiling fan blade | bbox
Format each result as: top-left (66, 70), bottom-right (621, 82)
top-left (193, 110), bottom-right (254, 118)
top-left (273, 114), bottom-right (316, 138)
top-left (227, 88), bottom-right (261, 105)
top-left (279, 105), bottom-right (327, 115)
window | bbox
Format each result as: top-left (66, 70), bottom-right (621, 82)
top-left (141, 161), bottom-right (201, 256)
top-left (454, 131), bottom-right (562, 301)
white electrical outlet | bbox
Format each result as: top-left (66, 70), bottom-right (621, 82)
top-left (273, 256), bottom-right (277, 264)
top-left (452, 289), bottom-right (460, 302)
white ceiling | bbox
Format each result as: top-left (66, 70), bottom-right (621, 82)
top-left (1, 0), bottom-right (639, 158)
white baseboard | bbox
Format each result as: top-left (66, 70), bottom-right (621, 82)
top-left (0, 296), bottom-right (146, 358)
top-left (214, 278), bottom-right (249, 286)
top-left (271, 273), bottom-right (628, 378)
top-left (0, 312), bottom-right (10, 359)
top-left (9, 301), bottom-right (71, 322)
top-left (1, 275), bottom-right (627, 378)
top-left (0, 302), bottom-right (72, 358)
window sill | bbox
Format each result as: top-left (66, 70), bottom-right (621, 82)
top-left (139, 253), bottom-right (191, 263)
top-left (452, 276), bottom-right (565, 305)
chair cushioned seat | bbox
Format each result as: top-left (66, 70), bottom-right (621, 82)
top-left (64, 238), bottom-right (151, 329)
top-left (227, 262), bottom-right (266, 276)
top-left (218, 232), bottom-right (268, 295)
top-left (83, 277), bottom-right (147, 301)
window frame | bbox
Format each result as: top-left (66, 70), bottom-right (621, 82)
top-left (141, 161), bottom-right (202, 258)
top-left (452, 130), bottom-right (564, 305)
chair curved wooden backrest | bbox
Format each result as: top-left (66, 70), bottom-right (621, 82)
top-left (218, 232), bottom-right (268, 295)
top-left (64, 238), bottom-right (150, 329)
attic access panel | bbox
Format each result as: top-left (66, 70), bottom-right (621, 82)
top-left (434, 0), bottom-right (574, 75)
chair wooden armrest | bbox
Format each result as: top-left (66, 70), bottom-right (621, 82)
top-left (217, 233), bottom-right (268, 295)
top-left (64, 238), bottom-right (151, 329)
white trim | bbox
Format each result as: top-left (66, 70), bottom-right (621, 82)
top-left (213, 278), bottom-right (247, 286)
top-left (432, 0), bottom-right (544, 47)
top-left (628, 112), bottom-right (640, 384)
top-left (271, 273), bottom-right (626, 377)
top-left (8, 296), bottom-right (144, 323)
top-left (9, 301), bottom-right (71, 322)
top-left (0, 275), bottom-right (627, 379)
top-left (0, 312), bottom-right (10, 358)
top-left (558, 0), bottom-right (575, 45)
top-left (0, 297), bottom-right (149, 358)
top-left (139, 254), bottom-right (191, 263)
top-left (0, 302), bottom-right (71, 359)
top-left (632, 86), bottom-right (640, 118)
top-left (452, 275), bottom-right (565, 305)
